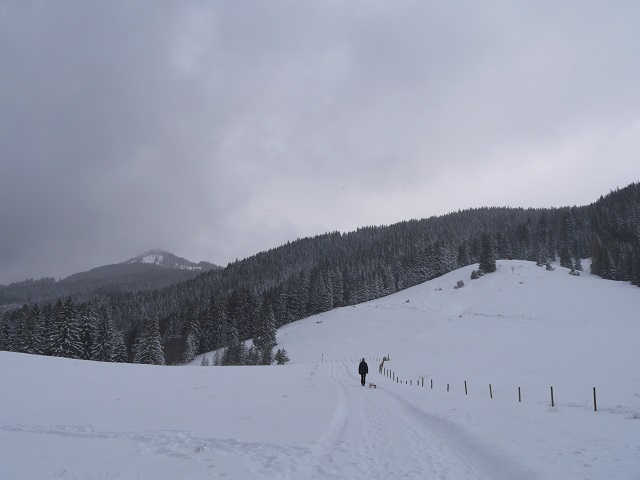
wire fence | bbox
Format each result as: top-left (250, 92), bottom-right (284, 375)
top-left (318, 356), bottom-right (609, 414)
top-left (258, 355), bottom-right (638, 418)
top-left (378, 364), bottom-right (603, 411)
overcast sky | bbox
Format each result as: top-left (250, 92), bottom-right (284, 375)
top-left (1, 1), bottom-right (639, 284)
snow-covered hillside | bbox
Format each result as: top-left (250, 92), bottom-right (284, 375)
top-left (1, 260), bottom-right (639, 479)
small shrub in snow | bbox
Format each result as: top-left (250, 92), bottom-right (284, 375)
top-left (569, 269), bottom-right (580, 276)
top-left (454, 280), bottom-right (465, 289)
top-left (470, 270), bottom-right (479, 280)
top-left (546, 262), bottom-right (555, 271)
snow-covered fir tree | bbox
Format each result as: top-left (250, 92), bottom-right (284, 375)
top-left (182, 306), bottom-right (201, 364)
top-left (274, 348), bottom-right (289, 365)
top-left (91, 310), bottom-right (115, 362)
top-left (78, 304), bottom-right (97, 360)
top-left (50, 298), bottom-right (83, 359)
top-left (111, 330), bottom-right (128, 363)
top-left (134, 316), bottom-right (164, 365)
top-left (479, 234), bottom-right (497, 273)
top-left (253, 301), bottom-right (277, 365)
top-left (222, 327), bottom-right (245, 366)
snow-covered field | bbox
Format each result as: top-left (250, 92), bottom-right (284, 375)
top-left (2, 260), bottom-right (639, 479)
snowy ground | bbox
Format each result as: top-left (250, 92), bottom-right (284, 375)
top-left (2, 260), bottom-right (639, 479)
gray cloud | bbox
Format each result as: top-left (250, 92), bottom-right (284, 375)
top-left (1, 1), bottom-right (639, 284)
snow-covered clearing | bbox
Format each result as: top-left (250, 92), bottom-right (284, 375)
top-left (2, 260), bottom-right (639, 479)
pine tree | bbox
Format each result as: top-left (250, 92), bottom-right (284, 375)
top-left (222, 327), bottom-right (245, 366)
top-left (211, 300), bottom-right (230, 350)
top-left (38, 303), bottom-right (55, 356)
top-left (631, 242), bottom-right (640, 287)
top-left (78, 304), bottom-right (97, 360)
top-left (273, 286), bottom-right (292, 328)
top-left (288, 270), bottom-right (310, 320)
top-left (534, 212), bottom-right (551, 265)
top-left (330, 266), bottom-right (345, 308)
top-left (91, 311), bottom-right (115, 362)
top-left (254, 300), bottom-right (277, 365)
top-left (50, 298), bottom-right (83, 359)
top-left (134, 316), bottom-right (165, 365)
top-left (274, 348), bottom-right (289, 365)
top-left (479, 234), bottom-right (497, 273)
top-left (213, 348), bottom-right (223, 366)
top-left (182, 306), bottom-right (201, 364)
top-left (0, 313), bottom-right (10, 351)
top-left (14, 305), bottom-right (37, 354)
top-left (245, 345), bottom-right (259, 365)
top-left (308, 267), bottom-right (333, 314)
top-left (560, 208), bottom-right (579, 269)
top-left (516, 219), bottom-right (534, 261)
top-left (227, 287), bottom-right (259, 340)
top-left (199, 302), bottom-right (216, 352)
top-left (32, 304), bottom-right (48, 355)
top-left (111, 331), bottom-right (128, 363)
top-left (25, 304), bottom-right (42, 354)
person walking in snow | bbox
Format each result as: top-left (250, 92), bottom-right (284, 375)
top-left (358, 358), bottom-right (369, 386)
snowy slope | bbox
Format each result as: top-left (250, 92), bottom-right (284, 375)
top-left (1, 260), bottom-right (639, 479)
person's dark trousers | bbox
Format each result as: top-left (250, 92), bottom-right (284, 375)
top-left (361, 374), bottom-right (366, 386)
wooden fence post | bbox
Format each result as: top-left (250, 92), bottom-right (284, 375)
top-left (489, 384), bottom-right (493, 399)
top-left (431, 379), bottom-right (433, 389)
top-left (465, 381), bottom-right (468, 395)
top-left (447, 383), bottom-right (450, 392)
top-left (550, 386), bottom-right (554, 407)
top-left (593, 387), bottom-right (597, 412)
top-left (518, 387), bottom-right (521, 403)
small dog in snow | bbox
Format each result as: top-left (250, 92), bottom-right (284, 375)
top-left (368, 383), bottom-right (377, 389)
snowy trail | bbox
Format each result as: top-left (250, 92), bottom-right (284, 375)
top-left (292, 361), bottom-right (516, 480)
top-left (0, 357), bottom-right (536, 480)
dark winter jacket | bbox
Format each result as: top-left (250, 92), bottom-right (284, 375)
top-left (358, 359), bottom-right (368, 375)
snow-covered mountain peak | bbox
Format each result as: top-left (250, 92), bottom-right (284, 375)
top-left (123, 249), bottom-right (215, 271)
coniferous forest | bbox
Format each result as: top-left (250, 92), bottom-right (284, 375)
top-left (1, 182), bottom-right (639, 365)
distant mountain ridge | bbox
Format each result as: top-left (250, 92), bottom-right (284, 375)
top-left (0, 250), bottom-right (220, 310)
top-left (124, 249), bottom-right (216, 271)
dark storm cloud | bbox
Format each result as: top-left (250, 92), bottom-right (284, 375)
top-left (1, 1), bottom-right (639, 284)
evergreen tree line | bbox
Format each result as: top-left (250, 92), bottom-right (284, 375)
top-left (2, 183), bottom-right (639, 365)
top-left (0, 299), bottom-right (128, 363)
